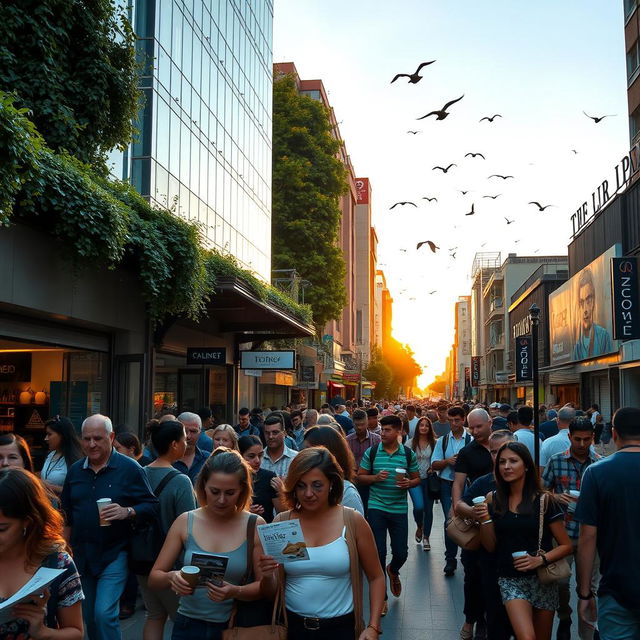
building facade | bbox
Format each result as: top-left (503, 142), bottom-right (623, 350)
top-left (0, 0), bottom-right (314, 458)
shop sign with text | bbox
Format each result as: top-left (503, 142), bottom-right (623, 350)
top-left (516, 336), bottom-right (533, 382)
top-left (186, 347), bottom-right (227, 365)
top-left (611, 257), bottom-right (640, 340)
top-left (240, 350), bottom-right (296, 370)
top-left (471, 357), bottom-right (480, 385)
top-left (0, 352), bottom-right (32, 382)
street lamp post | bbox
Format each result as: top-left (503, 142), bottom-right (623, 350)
top-left (529, 303), bottom-right (541, 469)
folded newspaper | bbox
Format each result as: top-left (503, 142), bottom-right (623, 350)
top-left (0, 567), bottom-right (66, 624)
top-left (257, 520), bottom-right (309, 563)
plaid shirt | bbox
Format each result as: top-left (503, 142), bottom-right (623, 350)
top-left (542, 448), bottom-right (600, 540)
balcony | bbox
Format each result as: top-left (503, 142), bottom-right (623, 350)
top-left (485, 296), bottom-right (503, 324)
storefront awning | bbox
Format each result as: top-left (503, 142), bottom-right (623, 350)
top-left (156, 277), bottom-right (314, 344)
top-left (209, 277), bottom-right (314, 339)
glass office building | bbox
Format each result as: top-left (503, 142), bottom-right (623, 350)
top-left (123, 0), bottom-right (273, 280)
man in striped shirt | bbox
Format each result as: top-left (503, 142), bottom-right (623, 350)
top-left (358, 415), bottom-right (419, 610)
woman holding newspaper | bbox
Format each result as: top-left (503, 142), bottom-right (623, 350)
top-left (258, 447), bottom-right (385, 640)
top-left (148, 448), bottom-right (267, 639)
top-left (0, 467), bottom-right (84, 640)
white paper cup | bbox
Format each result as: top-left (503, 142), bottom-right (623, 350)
top-left (395, 468), bottom-right (406, 483)
top-left (568, 490), bottom-right (580, 513)
top-left (180, 566), bottom-right (200, 587)
top-left (512, 551), bottom-right (528, 558)
top-left (96, 498), bottom-right (112, 527)
top-left (472, 496), bottom-right (486, 505)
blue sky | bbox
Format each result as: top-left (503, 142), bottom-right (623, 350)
top-left (273, 1), bottom-right (629, 386)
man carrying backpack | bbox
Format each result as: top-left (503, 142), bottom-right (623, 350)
top-left (358, 414), bottom-right (420, 614)
top-left (431, 405), bottom-right (472, 577)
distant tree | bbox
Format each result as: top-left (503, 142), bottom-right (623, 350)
top-left (363, 347), bottom-right (393, 397)
top-left (0, 0), bottom-right (139, 167)
top-left (272, 73), bottom-right (348, 333)
top-left (385, 337), bottom-right (422, 394)
top-left (428, 379), bottom-right (447, 395)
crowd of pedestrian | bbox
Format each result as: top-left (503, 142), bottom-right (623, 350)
top-left (0, 398), bottom-right (638, 640)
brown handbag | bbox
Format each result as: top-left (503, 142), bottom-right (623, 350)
top-left (222, 514), bottom-right (288, 639)
top-left (446, 514), bottom-right (481, 551)
top-left (536, 494), bottom-right (572, 585)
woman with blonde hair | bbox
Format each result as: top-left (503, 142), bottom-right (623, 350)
top-left (211, 424), bottom-right (239, 451)
top-left (0, 467), bottom-right (84, 639)
top-left (149, 448), bottom-right (266, 639)
top-left (259, 447), bottom-right (385, 640)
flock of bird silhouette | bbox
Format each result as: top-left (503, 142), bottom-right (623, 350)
top-left (387, 60), bottom-right (614, 265)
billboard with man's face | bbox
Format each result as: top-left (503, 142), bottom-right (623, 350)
top-left (549, 245), bottom-right (619, 365)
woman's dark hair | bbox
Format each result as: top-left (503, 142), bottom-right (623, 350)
top-left (0, 433), bottom-right (33, 472)
top-left (303, 426), bottom-right (356, 481)
top-left (494, 441), bottom-right (545, 516)
top-left (115, 431), bottom-right (142, 458)
top-left (0, 468), bottom-right (67, 566)
top-left (44, 416), bottom-right (82, 468)
top-left (283, 447), bottom-right (344, 510)
top-left (238, 435), bottom-right (262, 455)
top-left (411, 417), bottom-right (435, 452)
top-left (195, 448), bottom-right (252, 511)
top-left (150, 420), bottom-right (185, 456)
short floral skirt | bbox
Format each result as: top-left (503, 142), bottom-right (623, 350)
top-left (498, 575), bottom-right (559, 611)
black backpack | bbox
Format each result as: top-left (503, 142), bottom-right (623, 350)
top-left (130, 469), bottom-right (181, 575)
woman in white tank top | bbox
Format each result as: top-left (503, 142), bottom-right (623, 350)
top-left (258, 447), bottom-right (385, 640)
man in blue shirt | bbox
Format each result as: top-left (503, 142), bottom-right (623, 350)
top-left (576, 407), bottom-right (640, 640)
top-left (196, 407), bottom-right (214, 452)
top-left (61, 414), bottom-right (157, 640)
top-left (235, 406), bottom-right (261, 438)
top-left (174, 412), bottom-right (208, 483)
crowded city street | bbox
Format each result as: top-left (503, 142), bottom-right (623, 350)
top-left (2, 1), bottom-right (640, 640)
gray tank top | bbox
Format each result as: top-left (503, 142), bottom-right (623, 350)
top-left (177, 511), bottom-right (248, 623)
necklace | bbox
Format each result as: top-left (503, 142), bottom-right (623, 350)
top-left (43, 452), bottom-right (65, 479)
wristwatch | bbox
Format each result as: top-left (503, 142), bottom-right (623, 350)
top-left (540, 553), bottom-right (550, 566)
top-left (126, 507), bottom-right (135, 519)
top-left (576, 589), bottom-right (595, 600)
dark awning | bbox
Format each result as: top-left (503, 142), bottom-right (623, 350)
top-left (207, 277), bottom-right (314, 339)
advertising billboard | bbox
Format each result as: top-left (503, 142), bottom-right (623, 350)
top-left (549, 245), bottom-right (619, 365)
top-left (515, 336), bottom-right (533, 382)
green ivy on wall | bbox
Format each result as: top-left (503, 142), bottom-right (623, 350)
top-left (0, 91), bottom-right (312, 326)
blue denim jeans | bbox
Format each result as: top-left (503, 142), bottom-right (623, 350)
top-left (81, 551), bottom-right (129, 640)
top-left (439, 479), bottom-right (459, 561)
top-left (367, 508), bottom-right (408, 599)
top-left (171, 613), bottom-right (228, 640)
top-left (598, 594), bottom-right (640, 640)
top-left (410, 478), bottom-right (435, 538)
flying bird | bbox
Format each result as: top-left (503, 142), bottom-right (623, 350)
top-left (459, 189), bottom-right (471, 195)
top-left (480, 114), bottom-right (502, 123)
top-left (422, 196), bottom-right (438, 202)
top-left (409, 297), bottom-right (416, 301)
top-left (465, 203), bottom-right (475, 216)
top-left (571, 149), bottom-right (579, 154)
top-left (389, 201), bottom-right (417, 209)
top-left (465, 152), bottom-right (486, 159)
top-left (450, 252), bottom-right (457, 259)
top-left (429, 290), bottom-right (437, 295)
top-left (390, 60), bottom-right (436, 84)
top-left (504, 217), bottom-right (514, 225)
top-left (528, 201), bottom-right (554, 211)
top-left (399, 249), bottom-right (407, 253)
top-left (417, 95), bottom-right (464, 120)
top-left (482, 194), bottom-right (502, 199)
top-left (448, 246), bottom-right (458, 251)
top-left (432, 163), bottom-right (457, 173)
top-left (407, 130), bottom-right (421, 135)
top-left (416, 240), bottom-right (439, 252)
top-left (583, 111), bottom-right (616, 123)
top-left (489, 174), bottom-right (514, 180)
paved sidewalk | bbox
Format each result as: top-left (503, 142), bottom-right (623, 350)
top-left (121, 506), bottom-right (582, 639)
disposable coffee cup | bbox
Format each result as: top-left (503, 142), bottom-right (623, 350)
top-left (395, 468), bottom-right (406, 483)
top-left (512, 551), bottom-right (528, 558)
top-left (96, 498), bottom-right (112, 527)
top-left (180, 566), bottom-right (200, 588)
top-left (568, 490), bottom-right (580, 513)
top-left (472, 496), bottom-right (486, 505)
